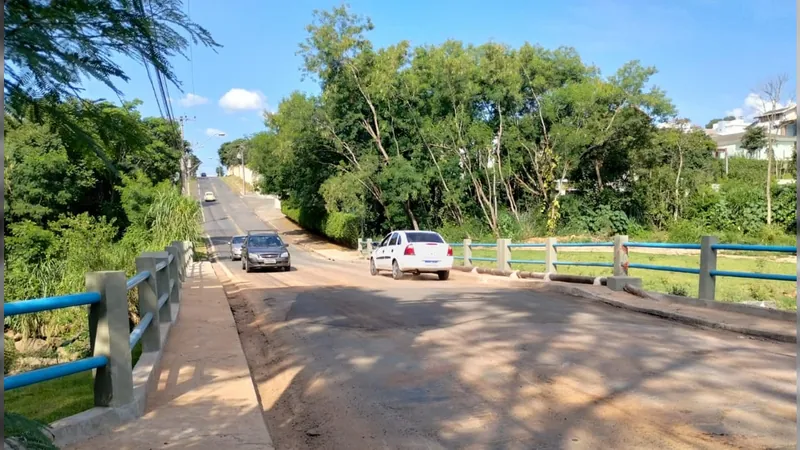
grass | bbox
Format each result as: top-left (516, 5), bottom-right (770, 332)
top-left (4, 338), bottom-right (143, 424)
top-left (222, 175), bottom-right (254, 195)
top-left (454, 247), bottom-right (797, 310)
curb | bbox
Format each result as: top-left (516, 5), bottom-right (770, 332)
top-left (461, 268), bottom-right (796, 344)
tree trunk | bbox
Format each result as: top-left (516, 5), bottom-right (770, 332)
top-left (674, 147), bottom-right (683, 220)
top-left (594, 159), bottom-right (603, 190)
top-left (766, 143), bottom-right (772, 225)
top-left (405, 200), bottom-right (419, 230)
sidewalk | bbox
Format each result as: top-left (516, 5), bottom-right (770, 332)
top-left (467, 270), bottom-right (796, 343)
top-left (72, 261), bottom-right (274, 450)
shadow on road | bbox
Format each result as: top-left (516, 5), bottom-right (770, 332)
top-left (222, 277), bottom-right (796, 449)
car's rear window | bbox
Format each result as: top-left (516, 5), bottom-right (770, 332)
top-left (232, 236), bottom-right (245, 244)
top-left (405, 232), bottom-right (444, 243)
top-left (248, 235), bottom-right (283, 247)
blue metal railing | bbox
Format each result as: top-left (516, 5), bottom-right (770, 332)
top-left (3, 356), bottom-right (110, 391)
top-left (3, 257), bottom-right (177, 391)
top-left (626, 242), bottom-right (702, 250)
top-left (4, 292), bottom-right (101, 317)
top-left (449, 237), bottom-right (796, 285)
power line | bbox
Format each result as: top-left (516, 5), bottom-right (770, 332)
top-left (187, 0), bottom-right (196, 95)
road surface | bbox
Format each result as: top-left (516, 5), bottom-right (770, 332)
top-left (198, 177), bottom-right (796, 450)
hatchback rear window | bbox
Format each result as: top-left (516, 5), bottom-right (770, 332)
top-left (232, 236), bottom-right (245, 244)
top-left (405, 232), bottom-right (445, 243)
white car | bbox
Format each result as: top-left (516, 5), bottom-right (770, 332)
top-left (203, 191), bottom-right (216, 202)
top-left (370, 230), bottom-right (453, 280)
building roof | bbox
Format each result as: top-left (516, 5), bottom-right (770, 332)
top-left (753, 104), bottom-right (797, 119)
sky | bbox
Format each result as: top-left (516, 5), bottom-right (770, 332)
top-left (82, 0), bottom-right (797, 176)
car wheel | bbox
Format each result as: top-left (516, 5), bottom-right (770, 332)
top-left (437, 270), bottom-right (450, 281)
top-left (284, 266), bottom-right (291, 272)
top-left (369, 258), bottom-right (378, 276)
top-left (392, 260), bottom-right (404, 280)
top-left (245, 259), bottom-right (252, 273)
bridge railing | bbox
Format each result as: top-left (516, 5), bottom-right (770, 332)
top-left (3, 241), bottom-right (194, 409)
top-left (448, 235), bottom-right (796, 301)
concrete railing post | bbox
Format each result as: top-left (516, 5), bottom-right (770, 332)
top-left (613, 235), bottom-right (629, 276)
top-left (366, 238), bottom-right (373, 254)
top-left (357, 239), bottom-right (363, 253)
top-left (545, 238), bottom-right (557, 273)
top-left (463, 239), bottom-right (472, 268)
top-left (86, 271), bottom-right (133, 407)
top-left (165, 244), bottom-right (182, 307)
top-left (134, 257), bottom-right (161, 353)
top-left (699, 236), bottom-right (718, 300)
top-left (142, 252), bottom-right (171, 324)
top-left (171, 240), bottom-right (186, 281)
top-left (497, 238), bottom-right (511, 271)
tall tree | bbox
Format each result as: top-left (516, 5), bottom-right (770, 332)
top-left (754, 74), bottom-right (789, 225)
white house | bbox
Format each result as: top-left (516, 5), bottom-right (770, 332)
top-left (709, 104), bottom-right (797, 161)
top-left (226, 164), bottom-right (262, 187)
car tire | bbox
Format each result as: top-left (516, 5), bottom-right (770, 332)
top-left (437, 270), bottom-right (450, 281)
top-left (370, 259), bottom-right (378, 276)
top-left (392, 260), bottom-right (404, 280)
top-left (284, 266), bottom-right (291, 272)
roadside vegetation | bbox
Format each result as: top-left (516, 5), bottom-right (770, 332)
top-left (3, 0), bottom-right (218, 431)
top-left (219, 6), bottom-right (795, 253)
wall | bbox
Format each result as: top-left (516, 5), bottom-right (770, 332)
top-left (226, 165), bottom-right (261, 186)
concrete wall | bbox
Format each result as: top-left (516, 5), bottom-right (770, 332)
top-left (226, 165), bottom-right (261, 186)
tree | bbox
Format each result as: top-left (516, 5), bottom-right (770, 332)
top-left (4, 0), bottom-right (220, 115)
top-left (740, 126), bottom-right (767, 158)
top-left (754, 74), bottom-right (789, 225)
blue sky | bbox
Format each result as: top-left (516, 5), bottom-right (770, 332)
top-left (83, 0), bottom-right (797, 176)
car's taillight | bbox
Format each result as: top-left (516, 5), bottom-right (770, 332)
top-left (447, 246), bottom-right (453, 256)
top-left (404, 245), bottom-right (415, 256)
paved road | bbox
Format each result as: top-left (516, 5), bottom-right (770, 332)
top-left (197, 177), bottom-right (796, 450)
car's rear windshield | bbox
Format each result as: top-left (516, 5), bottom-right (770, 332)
top-left (248, 235), bottom-right (283, 247)
top-left (405, 232), bottom-right (444, 243)
top-left (232, 236), bottom-right (245, 244)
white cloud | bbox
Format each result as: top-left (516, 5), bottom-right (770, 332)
top-left (205, 128), bottom-right (226, 137)
top-left (725, 92), bottom-right (790, 120)
top-left (179, 93), bottom-right (209, 107)
top-left (219, 88), bottom-right (267, 112)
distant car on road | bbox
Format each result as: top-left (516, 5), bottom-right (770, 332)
top-left (203, 191), bottom-right (216, 202)
top-left (200, 172), bottom-right (206, 178)
top-left (242, 231), bottom-right (291, 272)
top-left (229, 235), bottom-right (246, 260)
top-left (370, 230), bottom-right (453, 280)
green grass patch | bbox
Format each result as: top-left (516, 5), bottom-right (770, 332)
top-left (4, 341), bottom-right (143, 424)
top-left (454, 247), bottom-right (797, 310)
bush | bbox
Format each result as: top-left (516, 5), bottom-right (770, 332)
top-left (4, 181), bottom-right (200, 341)
top-left (282, 200), bottom-right (359, 247)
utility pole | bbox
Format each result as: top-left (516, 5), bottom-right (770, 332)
top-left (238, 143), bottom-right (246, 196)
top-left (176, 115), bottom-right (196, 196)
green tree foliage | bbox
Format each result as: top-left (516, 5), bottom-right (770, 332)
top-left (4, 0), bottom-right (220, 114)
top-left (244, 5), bottom-right (794, 244)
top-left (740, 126), bottom-right (767, 157)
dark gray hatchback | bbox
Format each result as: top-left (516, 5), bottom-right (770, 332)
top-left (241, 232), bottom-right (291, 272)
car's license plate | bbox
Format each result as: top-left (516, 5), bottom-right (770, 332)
top-left (263, 258), bottom-right (276, 264)
top-left (424, 260), bottom-right (439, 264)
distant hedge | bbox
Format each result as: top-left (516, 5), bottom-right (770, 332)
top-left (281, 201), bottom-right (359, 248)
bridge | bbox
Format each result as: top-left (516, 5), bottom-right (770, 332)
top-left (4, 177), bottom-right (796, 449)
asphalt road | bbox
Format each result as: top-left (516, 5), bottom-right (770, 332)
top-left (197, 177), bottom-right (796, 450)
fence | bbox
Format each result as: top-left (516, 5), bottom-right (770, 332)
top-left (359, 235), bottom-right (796, 301)
top-left (446, 235), bottom-right (796, 300)
top-left (3, 241), bottom-right (194, 409)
